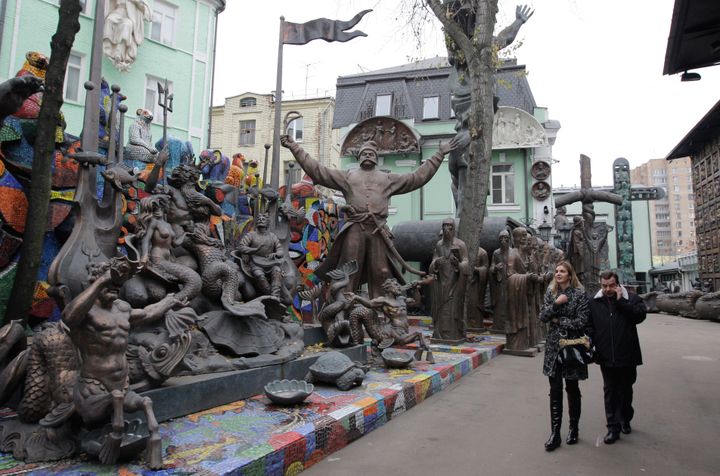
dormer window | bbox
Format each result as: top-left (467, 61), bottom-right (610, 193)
top-left (375, 94), bottom-right (392, 116)
top-left (423, 96), bottom-right (439, 120)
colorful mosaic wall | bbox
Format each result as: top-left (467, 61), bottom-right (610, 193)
top-left (213, 176), bottom-right (345, 323)
top-left (0, 57), bottom-right (85, 322)
top-left (0, 335), bottom-right (504, 475)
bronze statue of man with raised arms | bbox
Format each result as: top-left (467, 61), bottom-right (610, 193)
top-left (281, 135), bottom-right (457, 299)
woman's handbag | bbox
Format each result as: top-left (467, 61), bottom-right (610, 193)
top-left (558, 330), bottom-right (594, 366)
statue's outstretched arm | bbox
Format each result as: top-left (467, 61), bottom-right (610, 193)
top-left (393, 137), bottom-right (458, 194)
top-left (494, 5), bottom-right (534, 50)
top-left (281, 134), bottom-right (346, 190)
top-left (130, 294), bottom-right (186, 326)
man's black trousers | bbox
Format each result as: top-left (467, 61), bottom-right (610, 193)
top-left (600, 365), bottom-right (637, 432)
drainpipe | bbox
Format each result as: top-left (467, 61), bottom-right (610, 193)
top-left (524, 148), bottom-right (530, 225)
top-left (646, 200), bottom-right (653, 289)
top-left (319, 99), bottom-right (332, 166)
top-left (0, 0), bottom-right (8, 66)
top-left (419, 177), bottom-right (424, 221)
top-left (206, 6), bottom-right (221, 148)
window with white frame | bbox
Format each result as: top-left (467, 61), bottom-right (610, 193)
top-left (239, 120), bottom-right (256, 145)
top-left (423, 96), bottom-right (439, 119)
top-left (64, 52), bottom-right (84, 102)
top-left (144, 76), bottom-right (173, 125)
top-left (287, 117), bottom-right (303, 142)
top-left (491, 164), bottom-right (515, 204)
top-left (375, 94), bottom-right (392, 116)
top-left (239, 97), bottom-right (257, 107)
top-left (150, 0), bottom-right (177, 46)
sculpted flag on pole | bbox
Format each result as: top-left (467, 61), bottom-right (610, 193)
top-left (282, 9), bottom-right (372, 45)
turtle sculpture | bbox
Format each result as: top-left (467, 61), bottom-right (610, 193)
top-left (305, 351), bottom-right (366, 391)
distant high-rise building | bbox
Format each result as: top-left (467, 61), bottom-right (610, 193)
top-left (631, 157), bottom-right (695, 265)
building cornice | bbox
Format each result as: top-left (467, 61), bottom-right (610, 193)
top-left (204, 0), bottom-right (226, 13)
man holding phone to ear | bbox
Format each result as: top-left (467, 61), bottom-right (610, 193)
top-left (589, 270), bottom-right (647, 444)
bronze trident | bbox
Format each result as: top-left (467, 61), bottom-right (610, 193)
top-left (157, 78), bottom-right (174, 181)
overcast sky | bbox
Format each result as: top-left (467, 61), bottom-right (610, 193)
top-left (214, 0), bottom-right (720, 187)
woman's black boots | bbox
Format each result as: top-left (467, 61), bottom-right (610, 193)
top-left (544, 390), bottom-right (563, 451)
top-left (566, 388), bottom-right (581, 445)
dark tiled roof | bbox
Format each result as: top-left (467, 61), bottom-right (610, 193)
top-left (666, 98), bottom-right (720, 159)
top-left (333, 57), bottom-right (537, 128)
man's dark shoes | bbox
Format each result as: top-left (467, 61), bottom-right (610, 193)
top-left (604, 431), bottom-right (620, 444)
top-left (621, 422), bottom-right (632, 434)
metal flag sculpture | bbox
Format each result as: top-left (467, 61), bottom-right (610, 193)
top-left (270, 10), bottom-right (372, 192)
top-left (281, 10), bottom-right (372, 45)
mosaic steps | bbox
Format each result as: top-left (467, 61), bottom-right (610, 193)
top-left (138, 344), bottom-right (367, 423)
top-left (0, 336), bottom-right (504, 475)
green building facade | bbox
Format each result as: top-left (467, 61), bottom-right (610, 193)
top-left (333, 58), bottom-right (560, 230)
top-left (0, 0), bottom-right (225, 151)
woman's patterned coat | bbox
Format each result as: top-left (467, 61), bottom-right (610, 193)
top-left (538, 286), bottom-right (590, 380)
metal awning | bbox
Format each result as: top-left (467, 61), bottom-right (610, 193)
top-left (663, 0), bottom-right (720, 75)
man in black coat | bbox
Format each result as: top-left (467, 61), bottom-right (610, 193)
top-left (589, 270), bottom-right (646, 444)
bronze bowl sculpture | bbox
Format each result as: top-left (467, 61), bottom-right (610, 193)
top-left (381, 348), bottom-right (415, 369)
top-left (264, 379), bottom-right (314, 405)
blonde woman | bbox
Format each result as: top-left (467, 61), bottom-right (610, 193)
top-left (538, 261), bottom-right (590, 451)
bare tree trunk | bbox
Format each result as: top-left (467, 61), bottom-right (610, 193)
top-left (457, 0), bottom-right (497, 254)
top-left (6, 0), bottom-right (81, 323)
top-left (425, 0), bottom-right (498, 326)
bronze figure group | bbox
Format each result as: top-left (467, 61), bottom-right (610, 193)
top-left (490, 227), bottom-right (562, 351)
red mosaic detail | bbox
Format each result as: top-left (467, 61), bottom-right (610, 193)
top-left (363, 403), bottom-right (378, 417)
top-left (30, 281), bottom-right (56, 318)
top-left (305, 449), bottom-right (325, 467)
top-left (377, 388), bottom-right (398, 398)
top-left (305, 240), bottom-right (320, 260)
top-left (268, 431), bottom-right (303, 450)
top-left (0, 175), bottom-right (28, 233)
top-left (13, 94), bottom-right (42, 119)
top-left (327, 422), bottom-right (348, 453)
top-left (52, 143), bottom-right (80, 188)
top-left (435, 365), bottom-right (454, 379)
top-left (277, 432), bottom-right (306, 470)
top-left (47, 202), bottom-right (72, 231)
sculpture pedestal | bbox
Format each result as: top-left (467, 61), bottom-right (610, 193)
top-left (503, 347), bottom-right (538, 357)
top-left (135, 341), bottom-right (367, 423)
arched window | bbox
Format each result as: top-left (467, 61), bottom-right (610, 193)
top-left (240, 97), bottom-right (257, 107)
